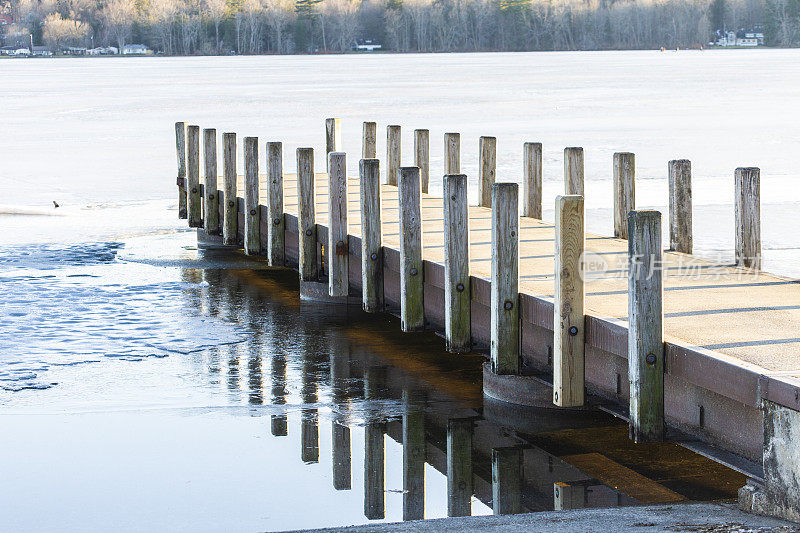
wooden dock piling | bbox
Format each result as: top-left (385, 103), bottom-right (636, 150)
top-left (297, 148), bottom-right (317, 281)
top-left (175, 121), bottom-right (187, 219)
top-left (443, 174), bottom-right (471, 353)
top-left (328, 152), bottom-right (349, 297)
top-left (444, 132), bottom-right (460, 174)
top-left (222, 133), bottom-right (237, 246)
top-left (668, 159), bottom-right (693, 254)
top-left (362, 121), bottom-right (377, 159)
top-left (325, 118), bottom-right (341, 155)
top-left (564, 147), bottom-right (585, 196)
top-left (364, 367), bottom-right (386, 520)
top-left (403, 389), bottom-right (425, 521)
top-left (360, 159), bottom-right (383, 312)
top-left (203, 128), bottom-right (220, 235)
top-left (414, 129), bottom-right (430, 194)
top-left (613, 152), bottom-right (635, 239)
top-left (186, 125), bottom-right (202, 227)
top-left (447, 418), bottom-right (473, 517)
top-left (399, 166), bottom-right (424, 331)
top-left (523, 142), bottom-right (542, 219)
top-left (492, 447), bottom-right (522, 515)
top-left (266, 141), bottom-right (285, 267)
top-left (628, 210), bottom-right (664, 442)
top-left (387, 125), bottom-right (401, 186)
top-left (491, 183), bottom-right (520, 375)
top-left (553, 194), bottom-right (585, 407)
top-left (735, 167), bottom-right (761, 270)
top-left (479, 136), bottom-right (497, 207)
top-left (243, 136), bottom-right (260, 255)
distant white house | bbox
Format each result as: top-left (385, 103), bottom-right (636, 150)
top-left (32, 46), bottom-right (52, 57)
top-left (352, 39), bottom-right (382, 52)
top-left (122, 44), bottom-right (148, 55)
top-left (88, 46), bottom-right (118, 55)
top-left (714, 29), bottom-right (764, 47)
top-left (13, 47), bottom-right (30, 56)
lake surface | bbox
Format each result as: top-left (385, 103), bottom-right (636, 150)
top-left (0, 50), bottom-right (797, 530)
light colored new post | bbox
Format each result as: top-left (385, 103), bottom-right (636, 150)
top-left (491, 183), bottom-right (520, 375)
top-left (243, 137), bottom-right (260, 255)
top-left (523, 142), bottom-right (542, 219)
top-left (564, 147), bottom-right (584, 196)
top-left (479, 136), bottom-right (497, 207)
top-left (735, 167), bottom-right (761, 269)
top-left (628, 209), bottom-right (664, 442)
top-left (447, 418), bottom-right (473, 517)
top-left (328, 152), bottom-right (349, 297)
top-left (668, 159), bottom-right (692, 254)
top-left (444, 132), bottom-right (460, 174)
top-left (399, 166), bottom-right (424, 331)
top-left (553, 195), bottom-right (585, 407)
top-left (203, 128), bottom-right (220, 235)
top-left (266, 141), bottom-right (284, 267)
top-left (297, 148), bottom-right (317, 281)
top-left (360, 158), bottom-right (383, 312)
top-left (362, 121), bottom-right (377, 159)
top-left (325, 117), bottom-right (341, 155)
top-left (613, 152), bottom-right (635, 239)
top-left (222, 133), bottom-right (237, 246)
top-left (175, 121), bottom-right (187, 219)
top-left (386, 125), bottom-right (401, 186)
top-left (186, 125), bottom-right (202, 227)
top-left (414, 129), bottom-right (430, 194)
top-left (443, 174), bottom-right (471, 353)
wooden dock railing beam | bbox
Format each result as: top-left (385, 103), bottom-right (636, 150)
top-left (175, 121), bottom-right (187, 219)
top-left (444, 132), bottom-right (460, 174)
top-left (613, 152), bottom-right (635, 239)
top-left (668, 159), bottom-right (693, 254)
top-left (523, 142), bottom-right (542, 219)
top-left (362, 121), bottom-right (377, 159)
top-left (186, 124), bottom-right (202, 228)
top-left (267, 141), bottom-right (285, 267)
top-left (414, 129), bottom-right (430, 194)
top-left (222, 132), bottom-right (237, 246)
top-left (360, 158), bottom-right (384, 312)
top-left (203, 128), bottom-right (220, 235)
top-left (387, 125), bottom-right (401, 186)
top-left (479, 136), bottom-right (497, 207)
top-left (564, 147), bottom-right (585, 196)
top-left (243, 136), bottom-right (260, 255)
top-left (328, 152), bottom-right (349, 297)
top-left (444, 174), bottom-right (471, 353)
top-left (399, 166), bottom-right (424, 331)
top-left (735, 167), bottom-right (761, 270)
top-left (297, 148), bottom-right (317, 281)
top-left (491, 183), bottom-right (520, 375)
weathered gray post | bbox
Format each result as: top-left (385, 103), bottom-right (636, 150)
top-left (447, 418), bottom-right (473, 517)
top-left (668, 159), bottom-right (692, 254)
top-left (628, 210), bottom-right (664, 442)
top-left (203, 128), bottom-right (220, 235)
top-left (492, 447), bottom-right (522, 515)
top-left (243, 136), bottom-right (260, 255)
top-left (266, 141), bottom-right (284, 267)
top-left (175, 121), bottom-right (187, 219)
top-left (564, 147), bottom-right (584, 196)
top-left (386, 125), bottom-right (401, 186)
top-left (491, 183), bottom-right (520, 375)
top-left (613, 152), bottom-right (635, 239)
top-left (222, 133), bottom-right (238, 246)
top-left (735, 167), bottom-right (761, 269)
top-left (403, 389), bottom-right (425, 521)
top-left (297, 148), bottom-right (317, 281)
top-left (479, 136), bottom-right (497, 207)
top-left (360, 159), bottom-right (383, 312)
top-left (362, 121), bottom-right (377, 159)
top-left (414, 129), bottom-right (430, 194)
top-left (328, 152), bottom-right (349, 297)
top-left (186, 125), bottom-right (202, 228)
top-left (444, 174), bottom-right (471, 353)
top-left (399, 166), bottom-right (424, 331)
top-left (523, 142), bottom-right (542, 219)
top-left (325, 117), bottom-right (340, 155)
top-left (444, 132), bottom-right (460, 174)
top-left (554, 195), bottom-right (585, 407)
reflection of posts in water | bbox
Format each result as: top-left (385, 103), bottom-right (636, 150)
top-left (492, 447), bottom-right (522, 515)
top-left (270, 349), bottom-right (288, 436)
top-left (364, 366), bottom-right (386, 520)
top-left (330, 338), bottom-right (351, 490)
top-left (247, 342), bottom-right (263, 406)
top-left (402, 389), bottom-right (425, 521)
top-left (447, 418), bottom-right (473, 517)
top-left (301, 346), bottom-right (319, 463)
top-left (554, 481), bottom-right (586, 510)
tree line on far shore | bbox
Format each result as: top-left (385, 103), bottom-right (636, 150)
top-left (1, 0), bottom-right (797, 55)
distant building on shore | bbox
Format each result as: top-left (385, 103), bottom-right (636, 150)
top-left (714, 28), bottom-right (765, 47)
top-left (122, 44), bottom-right (148, 55)
top-left (352, 39), bottom-right (382, 52)
top-left (88, 46), bottom-right (118, 55)
top-left (32, 46), bottom-right (52, 57)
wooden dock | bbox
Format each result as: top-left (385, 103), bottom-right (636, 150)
top-left (173, 120), bottom-right (800, 521)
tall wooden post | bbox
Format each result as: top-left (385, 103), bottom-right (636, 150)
top-left (362, 121), bottom-right (377, 159)
top-left (222, 132), bottom-right (238, 246)
top-left (266, 141), bottom-right (284, 267)
top-left (492, 447), bottom-right (522, 515)
top-left (186, 125), bottom-right (202, 228)
top-left (478, 136), bottom-right (497, 207)
top-left (297, 148), bottom-right (317, 281)
top-left (203, 128), bottom-right (220, 235)
top-left (386, 125), bottom-right (401, 186)
top-left (403, 389), bottom-right (425, 521)
top-left (735, 167), bottom-right (761, 269)
top-left (325, 117), bottom-right (340, 155)
top-left (613, 152), bottom-right (635, 239)
top-left (523, 142), bottom-right (542, 219)
top-left (491, 183), bottom-right (519, 375)
top-left (444, 132), bottom-right (460, 174)
top-left (668, 159), bottom-right (692, 254)
top-left (175, 121), bottom-right (187, 219)
top-left (444, 174), bottom-right (471, 353)
top-left (553, 195), bottom-right (585, 407)
top-left (415, 128), bottom-right (430, 194)
top-left (628, 210), bottom-right (664, 442)
top-left (399, 166), bottom-right (424, 331)
top-left (328, 152), bottom-right (349, 297)
top-left (360, 159), bottom-right (383, 312)
top-left (447, 418), bottom-right (473, 517)
top-left (243, 136), bottom-right (260, 255)
top-left (564, 147), bottom-right (584, 196)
